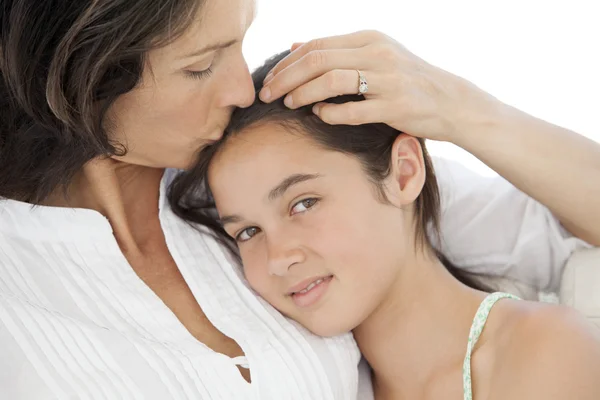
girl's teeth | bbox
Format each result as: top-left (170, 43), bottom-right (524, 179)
top-left (298, 278), bottom-right (324, 294)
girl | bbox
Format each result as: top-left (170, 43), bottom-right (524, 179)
top-left (176, 52), bottom-right (600, 399)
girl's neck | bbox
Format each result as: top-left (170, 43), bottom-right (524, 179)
top-left (353, 251), bottom-right (487, 399)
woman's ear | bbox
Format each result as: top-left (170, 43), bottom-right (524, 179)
top-left (385, 134), bottom-right (426, 207)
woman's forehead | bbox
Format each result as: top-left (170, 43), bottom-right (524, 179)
top-left (152, 0), bottom-right (256, 65)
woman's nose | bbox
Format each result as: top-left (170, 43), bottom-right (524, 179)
top-left (222, 58), bottom-right (256, 109)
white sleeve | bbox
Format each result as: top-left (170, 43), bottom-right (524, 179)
top-left (431, 157), bottom-right (592, 293)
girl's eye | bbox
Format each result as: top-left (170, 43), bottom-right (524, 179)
top-left (184, 67), bottom-right (213, 80)
top-left (291, 198), bottom-right (319, 215)
top-left (236, 226), bottom-right (260, 242)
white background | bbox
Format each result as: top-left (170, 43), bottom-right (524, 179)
top-left (244, 0), bottom-right (599, 175)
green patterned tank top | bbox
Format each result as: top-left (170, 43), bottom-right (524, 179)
top-left (463, 292), bottom-right (520, 400)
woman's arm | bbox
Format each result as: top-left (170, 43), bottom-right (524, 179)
top-left (450, 98), bottom-right (600, 246)
top-left (261, 30), bottom-right (600, 247)
top-left (432, 157), bottom-right (590, 293)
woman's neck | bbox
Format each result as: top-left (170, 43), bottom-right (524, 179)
top-left (353, 251), bottom-right (487, 399)
top-left (45, 158), bottom-right (165, 254)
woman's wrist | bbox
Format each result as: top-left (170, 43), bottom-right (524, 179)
top-left (444, 77), bottom-right (516, 151)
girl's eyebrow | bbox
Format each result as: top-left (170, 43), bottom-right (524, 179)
top-left (267, 173), bottom-right (322, 202)
top-left (220, 173), bottom-right (323, 226)
top-left (220, 214), bottom-right (242, 226)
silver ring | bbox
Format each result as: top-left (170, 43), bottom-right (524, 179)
top-left (357, 70), bottom-right (368, 95)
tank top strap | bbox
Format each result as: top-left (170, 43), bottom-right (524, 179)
top-left (463, 292), bottom-right (520, 400)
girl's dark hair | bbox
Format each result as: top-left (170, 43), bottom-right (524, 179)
top-left (0, 0), bottom-right (202, 203)
top-left (170, 51), bottom-right (487, 291)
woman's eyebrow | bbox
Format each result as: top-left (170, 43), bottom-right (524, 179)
top-left (180, 39), bottom-right (237, 60)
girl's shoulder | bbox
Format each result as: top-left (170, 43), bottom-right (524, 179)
top-left (487, 301), bottom-right (600, 399)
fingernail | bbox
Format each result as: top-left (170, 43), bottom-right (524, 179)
top-left (312, 104), bottom-right (321, 116)
top-left (260, 86), bottom-right (271, 102)
top-left (264, 71), bottom-right (274, 84)
top-left (284, 94), bottom-right (293, 108)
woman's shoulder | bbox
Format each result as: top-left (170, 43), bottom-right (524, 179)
top-left (489, 301), bottom-right (600, 399)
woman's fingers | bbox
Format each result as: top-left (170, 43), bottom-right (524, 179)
top-left (313, 99), bottom-right (388, 126)
top-left (283, 69), bottom-right (380, 109)
top-left (258, 29), bottom-right (481, 142)
top-left (290, 42), bottom-right (304, 52)
top-left (264, 30), bottom-right (383, 83)
top-left (260, 48), bottom-right (371, 102)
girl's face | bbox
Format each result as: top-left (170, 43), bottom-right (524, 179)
top-left (208, 122), bottom-right (426, 336)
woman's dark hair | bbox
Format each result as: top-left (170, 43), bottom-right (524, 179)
top-left (170, 50), bottom-right (488, 291)
top-left (0, 0), bottom-right (202, 203)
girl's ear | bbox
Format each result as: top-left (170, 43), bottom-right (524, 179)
top-left (384, 134), bottom-right (426, 207)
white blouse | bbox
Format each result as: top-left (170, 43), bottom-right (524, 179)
top-left (0, 160), bottom-right (590, 400)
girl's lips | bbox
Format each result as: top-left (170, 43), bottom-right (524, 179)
top-left (290, 275), bottom-right (333, 308)
top-left (287, 274), bottom-right (333, 295)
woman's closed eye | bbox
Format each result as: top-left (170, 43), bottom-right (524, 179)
top-left (290, 197), bottom-right (319, 215)
top-left (184, 67), bottom-right (213, 80)
top-left (184, 51), bottom-right (219, 80)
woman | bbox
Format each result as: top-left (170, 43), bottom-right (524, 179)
top-left (190, 51), bottom-right (600, 399)
top-left (0, 0), bottom-right (597, 398)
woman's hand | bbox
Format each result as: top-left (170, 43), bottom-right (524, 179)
top-left (260, 29), bottom-right (600, 247)
top-left (259, 30), bottom-right (498, 143)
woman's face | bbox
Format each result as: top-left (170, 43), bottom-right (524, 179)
top-left (208, 122), bottom-right (423, 337)
top-left (108, 0), bottom-right (256, 169)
